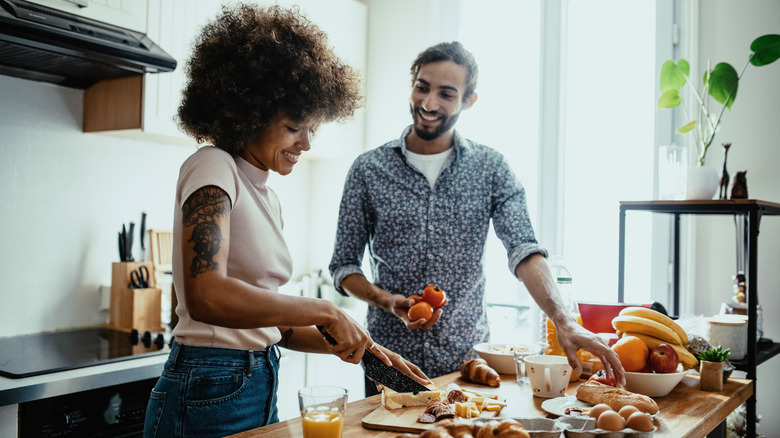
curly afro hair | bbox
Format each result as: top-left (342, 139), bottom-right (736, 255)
top-left (177, 4), bottom-right (363, 155)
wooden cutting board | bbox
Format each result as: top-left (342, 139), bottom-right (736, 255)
top-left (361, 387), bottom-right (504, 434)
top-left (361, 403), bottom-right (501, 433)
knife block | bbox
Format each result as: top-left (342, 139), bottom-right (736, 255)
top-left (108, 261), bottom-right (163, 332)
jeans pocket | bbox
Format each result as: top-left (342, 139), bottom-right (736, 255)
top-left (188, 368), bottom-right (246, 404)
top-left (143, 389), bottom-right (166, 438)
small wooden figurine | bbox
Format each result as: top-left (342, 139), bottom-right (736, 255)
top-left (731, 171), bottom-right (748, 199)
top-left (719, 143), bottom-right (731, 199)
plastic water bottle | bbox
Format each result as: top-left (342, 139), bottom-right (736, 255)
top-left (539, 256), bottom-right (580, 354)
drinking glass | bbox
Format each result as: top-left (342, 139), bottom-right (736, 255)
top-left (298, 386), bottom-right (348, 438)
top-left (513, 344), bottom-right (540, 384)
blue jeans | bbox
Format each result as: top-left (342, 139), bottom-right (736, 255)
top-left (143, 341), bottom-right (280, 438)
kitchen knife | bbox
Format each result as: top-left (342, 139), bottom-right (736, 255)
top-left (126, 222), bottom-right (135, 262)
top-left (139, 212), bottom-right (147, 259)
top-left (316, 326), bottom-right (429, 393)
top-left (118, 231), bottom-right (125, 261)
top-left (120, 225), bottom-right (128, 261)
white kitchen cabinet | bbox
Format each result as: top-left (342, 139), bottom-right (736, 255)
top-left (26, 0), bottom-right (147, 33)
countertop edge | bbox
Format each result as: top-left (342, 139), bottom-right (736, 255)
top-left (0, 354), bottom-right (168, 406)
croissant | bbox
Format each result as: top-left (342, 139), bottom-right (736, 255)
top-left (460, 358), bottom-right (501, 387)
top-left (493, 419), bottom-right (530, 437)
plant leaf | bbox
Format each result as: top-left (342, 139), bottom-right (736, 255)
top-left (750, 34), bottom-right (780, 66)
top-left (660, 59), bottom-right (688, 93)
top-left (658, 90), bottom-right (682, 108)
top-left (709, 63), bottom-right (739, 109)
top-left (678, 121), bottom-right (696, 134)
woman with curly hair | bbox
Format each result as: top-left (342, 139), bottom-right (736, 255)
top-left (143, 5), bottom-right (430, 437)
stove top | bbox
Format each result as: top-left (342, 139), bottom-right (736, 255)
top-left (0, 327), bottom-right (171, 379)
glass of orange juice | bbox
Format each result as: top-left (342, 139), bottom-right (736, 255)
top-left (298, 386), bottom-right (348, 438)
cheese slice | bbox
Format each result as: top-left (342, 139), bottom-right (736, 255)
top-left (381, 386), bottom-right (442, 410)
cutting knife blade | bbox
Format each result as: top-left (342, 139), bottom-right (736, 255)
top-left (316, 325), bottom-right (429, 393)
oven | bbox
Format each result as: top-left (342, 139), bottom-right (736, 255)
top-left (0, 326), bottom-right (170, 437)
top-left (19, 378), bottom-right (158, 437)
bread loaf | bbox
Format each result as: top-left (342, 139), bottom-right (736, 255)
top-left (460, 358), bottom-right (501, 387)
top-left (576, 380), bottom-right (659, 415)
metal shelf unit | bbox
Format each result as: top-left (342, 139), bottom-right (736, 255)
top-left (617, 199), bottom-right (780, 438)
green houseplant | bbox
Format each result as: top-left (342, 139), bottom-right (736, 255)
top-left (697, 346), bottom-right (731, 391)
top-left (658, 34), bottom-right (780, 166)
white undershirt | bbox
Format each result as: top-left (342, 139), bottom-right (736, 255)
top-left (405, 148), bottom-right (454, 188)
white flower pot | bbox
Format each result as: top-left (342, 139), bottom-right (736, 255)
top-left (686, 166), bottom-right (719, 200)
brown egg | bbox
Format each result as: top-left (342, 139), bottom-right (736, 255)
top-left (626, 411), bottom-right (655, 432)
top-left (618, 405), bottom-right (639, 421)
top-left (596, 410), bottom-right (626, 431)
top-left (588, 403), bottom-right (612, 419)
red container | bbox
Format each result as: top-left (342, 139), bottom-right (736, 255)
top-left (577, 302), bottom-right (652, 335)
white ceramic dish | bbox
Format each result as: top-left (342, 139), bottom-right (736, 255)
top-left (541, 395), bottom-right (593, 417)
top-left (623, 370), bottom-right (688, 397)
top-left (472, 343), bottom-right (539, 374)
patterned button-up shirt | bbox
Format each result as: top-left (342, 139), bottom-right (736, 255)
top-left (329, 126), bottom-right (547, 377)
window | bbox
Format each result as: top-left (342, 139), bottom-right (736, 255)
top-left (455, 0), bottom-right (665, 342)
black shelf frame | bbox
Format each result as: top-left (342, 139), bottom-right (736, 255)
top-left (617, 199), bottom-right (780, 438)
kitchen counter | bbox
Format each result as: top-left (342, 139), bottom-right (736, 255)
top-left (230, 372), bottom-right (753, 437)
top-left (0, 353), bottom-right (167, 406)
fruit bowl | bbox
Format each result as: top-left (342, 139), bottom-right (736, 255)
top-left (472, 343), bottom-right (540, 375)
top-left (623, 370), bottom-right (688, 397)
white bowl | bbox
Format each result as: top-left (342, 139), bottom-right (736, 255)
top-left (623, 370), bottom-right (688, 397)
top-left (472, 343), bottom-right (540, 375)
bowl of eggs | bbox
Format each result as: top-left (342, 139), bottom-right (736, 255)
top-left (623, 370), bottom-right (688, 397)
top-left (576, 403), bottom-right (656, 435)
top-left (472, 343), bottom-right (540, 375)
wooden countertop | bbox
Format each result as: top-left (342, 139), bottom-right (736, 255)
top-left (231, 372), bottom-right (753, 438)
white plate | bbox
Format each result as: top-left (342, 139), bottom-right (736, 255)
top-left (541, 396), bottom-right (593, 417)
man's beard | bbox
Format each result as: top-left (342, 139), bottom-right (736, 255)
top-left (410, 105), bottom-right (460, 141)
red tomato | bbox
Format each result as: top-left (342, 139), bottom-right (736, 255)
top-left (422, 285), bottom-right (446, 308)
top-left (408, 301), bottom-right (434, 323)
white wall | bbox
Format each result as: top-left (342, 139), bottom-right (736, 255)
top-left (692, 1), bottom-right (780, 435)
top-left (0, 75), bottom-right (192, 335)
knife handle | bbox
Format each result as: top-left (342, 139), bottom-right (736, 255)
top-left (316, 325), bottom-right (338, 345)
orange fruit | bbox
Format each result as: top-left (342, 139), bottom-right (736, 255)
top-left (422, 285), bottom-right (446, 307)
top-left (611, 335), bottom-right (649, 372)
top-left (408, 301), bottom-right (433, 323)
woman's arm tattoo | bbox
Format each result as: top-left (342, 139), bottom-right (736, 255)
top-left (182, 185), bottom-right (231, 277)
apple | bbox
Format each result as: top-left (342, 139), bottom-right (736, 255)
top-left (649, 343), bottom-right (680, 373)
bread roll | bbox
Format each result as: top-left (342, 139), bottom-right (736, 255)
top-left (576, 381), bottom-right (659, 415)
top-left (460, 358), bottom-right (501, 387)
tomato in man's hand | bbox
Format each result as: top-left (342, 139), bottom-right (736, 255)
top-left (421, 285), bottom-right (446, 308)
top-left (408, 301), bottom-right (434, 323)
top-left (588, 370), bottom-right (616, 387)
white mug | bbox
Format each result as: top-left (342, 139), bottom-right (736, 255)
top-left (524, 355), bottom-right (572, 398)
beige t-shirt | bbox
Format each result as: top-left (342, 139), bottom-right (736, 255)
top-left (171, 146), bottom-right (292, 350)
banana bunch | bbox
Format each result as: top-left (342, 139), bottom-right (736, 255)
top-left (612, 307), bottom-right (699, 369)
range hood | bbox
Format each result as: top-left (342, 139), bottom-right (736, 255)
top-left (0, 0), bottom-right (176, 89)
